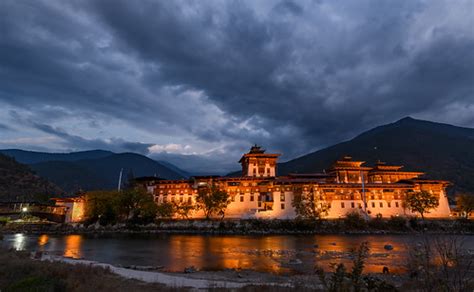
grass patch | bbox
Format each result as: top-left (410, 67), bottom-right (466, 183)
top-left (0, 248), bottom-right (184, 292)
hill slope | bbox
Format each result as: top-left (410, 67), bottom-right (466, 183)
top-left (1, 150), bottom-right (188, 193)
top-left (0, 154), bottom-right (63, 202)
top-left (278, 117), bottom-right (474, 194)
top-left (0, 149), bottom-right (114, 164)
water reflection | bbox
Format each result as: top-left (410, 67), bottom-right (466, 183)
top-left (1, 234), bottom-right (471, 275)
top-left (12, 233), bottom-right (26, 250)
top-left (63, 235), bottom-right (82, 258)
top-left (38, 234), bottom-right (49, 246)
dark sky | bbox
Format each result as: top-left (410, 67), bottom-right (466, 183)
top-left (0, 0), bottom-right (473, 173)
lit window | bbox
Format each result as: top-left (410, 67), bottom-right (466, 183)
top-left (280, 194), bottom-right (285, 202)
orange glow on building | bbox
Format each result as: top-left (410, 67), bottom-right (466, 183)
top-left (57, 145), bottom-right (452, 221)
top-left (146, 145), bottom-right (451, 219)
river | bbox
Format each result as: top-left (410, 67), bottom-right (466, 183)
top-left (2, 233), bottom-right (473, 274)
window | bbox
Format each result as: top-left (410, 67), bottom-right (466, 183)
top-left (188, 197), bottom-right (192, 203)
top-left (179, 197), bottom-right (183, 202)
top-left (281, 203), bottom-right (285, 210)
top-left (341, 202), bottom-right (345, 208)
top-left (370, 195), bottom-right (375, 200)
top-left (395, 202), bottom-right (399, 208)
top-left (258, 202), bottom-right (262, 208)
top-left (240, 196), bottom-right (244, 202)
top-left (379, 202), bottom-right (383, 208)
top-left (280, 194), bottom-right (285, 202)
top-left (250, 195), bottom-right (254, 201)
top-left (358, 203), bottom-right (362, 208)
top-left (371, 202), bottom-right (375, 208)
top-left (351, 202), bottom-right (355, 208)
top-left (267, 168), bottom-right (270, 174)
top-left (388, 202), bottom-right (391, 208)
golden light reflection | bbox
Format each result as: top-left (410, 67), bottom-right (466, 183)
top-left (312, 235), bottom-right (409, 274)
top-left (63, 235), bottom-right (83, 258)
top-left (38, 234), bottom-right (49, 246)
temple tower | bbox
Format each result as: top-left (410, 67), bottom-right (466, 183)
top-left (239, 145), bottom-right (280, 177)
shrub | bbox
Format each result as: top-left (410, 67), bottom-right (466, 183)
top-left (405, 236), bottom-right (474, 291)
top-left (387, 216), bottom-right (408, 231)
top-left (344, 212), bottom-right (367, 230)
top-left (316, 242), bottom-right (396, 291)
top-left (0, 216), bottom-right (10, 226)
top-left (156, 202), bottom-right (175, 219)
top-left (368, 216), bottom-right (386, 230)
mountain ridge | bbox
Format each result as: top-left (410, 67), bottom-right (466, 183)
top-left (0, 150), bottom-right (189, 193)
top-left (0, 153), bottom-right (63, 202)
top-left (228, 117), bottom-right (474, 195)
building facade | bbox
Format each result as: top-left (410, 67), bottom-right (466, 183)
top-left (146, 145), bottom-right (451, 219)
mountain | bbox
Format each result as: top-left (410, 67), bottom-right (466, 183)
top-left (157, 160), bottom-right (192, 178)
top-left (0, 149), bottom-right (114, 164)
top-left (227, 117), bottom-right (474, 195)
top-left (150, 152), bottom-right (236, 175)
top-left (1, 150), bottom-right (188, 193)
top-left (0, 153), bottom-right (63, 202)
top-left (279, 117), bottom-right (474, 195)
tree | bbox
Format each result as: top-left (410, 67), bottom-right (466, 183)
top-left (174, 200), bottom-right (194, 219)
top-left (292, 187), bottom-right (329, 220)
top-left (404, 191), bottom-right (439, 220)
top-left (115, 188), bottom-right (157, 223)
top-left (156, 201), bottom-right (175, 218)
top-left (195, 183), bottom-right (231, 219)
top-left (84, 190), bottom-right (119, 225)
top-left (85, 188), bottom-right (157, 224)
top-left (456, 194), bottom-right (474, 218)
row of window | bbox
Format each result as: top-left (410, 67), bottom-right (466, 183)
top-left (233, 194), bottom-right (285, 202)
top-left (158, 197), bottom-right (193, 203)
top-left (340, 201), bottom-right (400, 209)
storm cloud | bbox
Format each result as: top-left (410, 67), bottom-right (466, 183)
top-left (0, 0), bottom-right (473, 173)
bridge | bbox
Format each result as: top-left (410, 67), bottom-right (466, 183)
top-left (0, 202), bottom-right (67, 223)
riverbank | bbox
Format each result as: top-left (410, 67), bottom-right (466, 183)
top-left (1, 218), bottom-right (473, 235)
top-left (0, 248), bottom-right (401, 291)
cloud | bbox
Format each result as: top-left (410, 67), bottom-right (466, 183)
top-left (30, 122), bottom-right (154, 154)
top-left (0, 123), bottom-right (12, 131)
top-left (148, 144), bottom-right (192, 154)
top-left (0, 0), bottom-right (473, 171)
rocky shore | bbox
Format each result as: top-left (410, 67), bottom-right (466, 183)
top-left (1, 218), bottom-right (473, 235)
